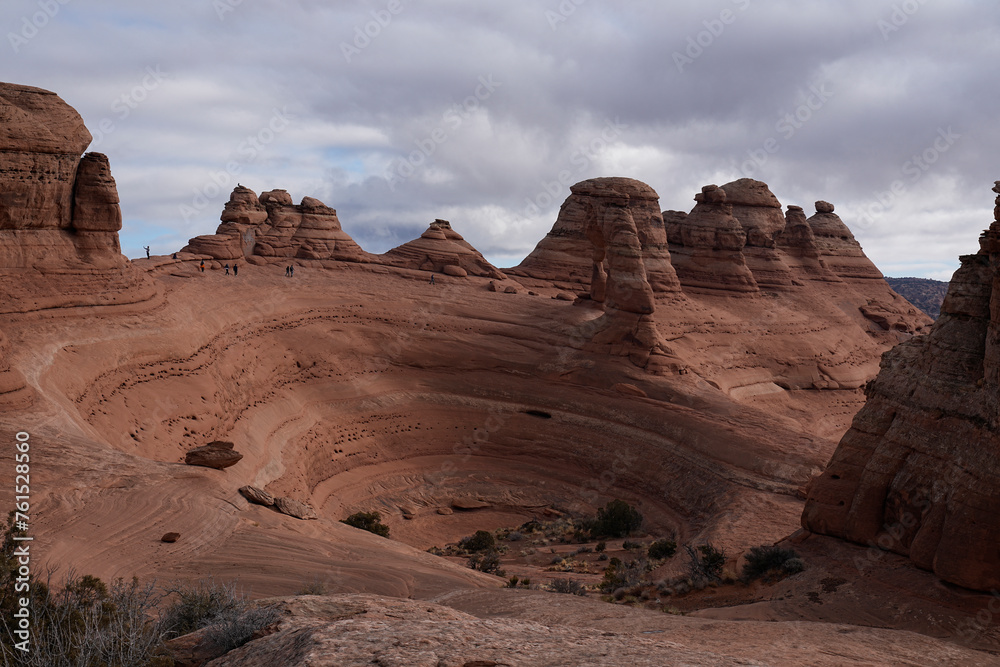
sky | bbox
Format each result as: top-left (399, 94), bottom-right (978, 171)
top-left (2, 0), bottom-right (996, 280)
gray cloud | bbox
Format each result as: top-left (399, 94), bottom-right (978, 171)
top-left (1, 0), bottom-right (992, 279)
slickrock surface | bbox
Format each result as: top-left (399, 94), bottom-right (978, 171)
top-left (380, 219), bottom-right (506, 279)
top-left (192, 592), bottom-right (993, 666)
top-left (803, 181), bottom-right (1000, 592)
top-left (2, 79), bottom-right (976, 667)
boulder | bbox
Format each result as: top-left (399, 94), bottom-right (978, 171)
top-left (240, 485), bottom-right (275, 507)
top-left (275, 496), bottom-right (318, 520)
top-left (442, 265), bottom-right (467, 277)
top-left (161, 532), bottom-right (180, 543)
top-left (184, 441), bottom-right (243, 470)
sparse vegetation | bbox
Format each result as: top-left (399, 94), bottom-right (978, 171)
top-left (459, 530), bottom-right (496, 553)
top-left (622, 540), bottom-right (643, 551)
top-left (592, 499), bottom-right (643, 538)
top-left (742, 545), bottom-right (804, 582)
top-left (599, 557), bottom-right (648, 593)
top-left (686, 544), bottom-right (726, 583)
top-left (468, 549), bottom-right (505, 576)
top-left (648, 538), bottom-right (677, 560)
top-left (340, 511), bottom-right (390, 537)
top-left (296, 577), bottom-right (329, 596)
top-left (549, 578), bottom-right (587, 595)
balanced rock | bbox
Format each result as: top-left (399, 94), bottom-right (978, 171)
top-left (802, 181), bottom-right (1000, 591)
top-left (380, 219), bottom-right (505, 279)
top-left (239, 485), bottom-right (275, 507)
top-left (513, 177), bottom-right (681, 293)
top-left (184, 441), bottom-right (243, 469)
top-left (274, 496), bottom-right (318, 520)
top-left (807, 201), bottom-right (883, 281)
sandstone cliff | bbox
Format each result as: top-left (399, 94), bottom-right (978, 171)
top-left (802, 181), bottom-right (1000, 591)
top-left (0, 83), bottom-right (154, 314)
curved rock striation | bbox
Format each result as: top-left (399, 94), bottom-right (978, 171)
top-left (513, 177), bottom-right (681, 293)
top-left (802, 182), bottom-right (1000, 591)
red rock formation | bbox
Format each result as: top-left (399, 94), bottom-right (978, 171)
top-left (380, 219), bottom-right (506, 279)
top-left (182, 186), bottom-right (370, 262)
top-left (720, 178), bottom-right (794, 288)
top-left (802, 182), bottom-right (1000, 591)
top-left (808, 201), bottom-right (883, 281)
top-left (777, 205), bottom-right (840, 282)
top-left (513, 177), bottom-right (682, 293)
top-left (0, 83), bottom-right (154, 313)
top-left (665, 185), bottom-right (759, 293)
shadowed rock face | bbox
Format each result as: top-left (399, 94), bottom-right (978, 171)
top-left (802, 181), bottom-right (1000, 592)
top-left (514, 177), bottom-right (681, 293)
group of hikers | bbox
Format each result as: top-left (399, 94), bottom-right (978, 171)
top-left (192, 259), bottom-right (295, 277)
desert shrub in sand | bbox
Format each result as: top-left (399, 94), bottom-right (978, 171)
top-left (459, 530), bottom-right (496, 553)
top-left (160, 578), bottom-right (280, 653)
top-left (340, 511), bottom-right (390, 537)
top-left (467, 549), bottom-right (505, 576)
top-left (648, 538), bottom-right (678, 560)
top-left (686, 544), bottom-right (726, 583)
top-left (549, 578), bottom-right (587, 596)
top-left (592, 499), bottom-right (643, 538)
top-left (599, 557), bottom-right (648, 593)
top-left (742, 545), bottom-right (805, 581)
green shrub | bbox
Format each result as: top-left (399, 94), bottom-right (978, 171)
top-left (648, 539), bottom-right (678, 560)
top-left (686, 544), bottom-right (726, 582)
top-left (459, 530), bottom-right (496, 553)
top-left (741, 545), bottom-right (803, 581)
top-left (159, 578), bottom-right (245, 638)
top-left (468, 549), bottom-right (504, 576)
top-left (340, 511), bottom-right (390, 537)
top-left (593, 500), bottom-right (643, 538)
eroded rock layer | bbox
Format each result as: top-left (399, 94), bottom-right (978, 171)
top-left (665, 185), bottom-right (758, 293)
top-left (513, 177), bottom-right (682, 293)
top-left (721, 178), bottom-right (794, 288)
top-left (0, 83), bottom-right (154, 314)
top-left (183, 186), bottom-right (371, 262)
top-left (802, 182), bottom-right (1000, 591)
top-left (380, 219), bottom-right (506, 279)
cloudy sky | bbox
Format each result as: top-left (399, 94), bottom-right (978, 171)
top-left (2, 0), bottom-right (995, 279)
